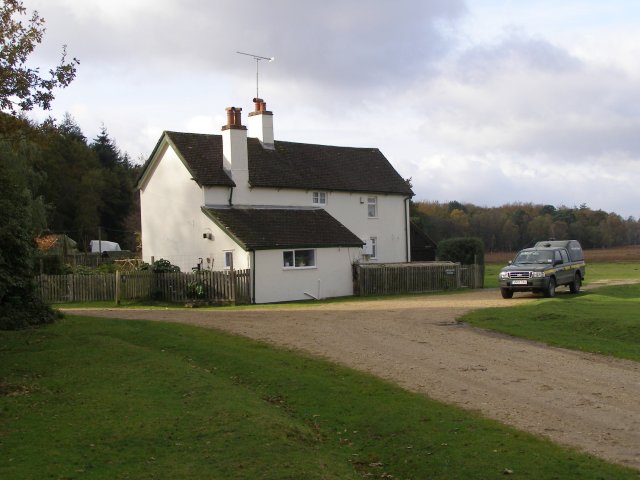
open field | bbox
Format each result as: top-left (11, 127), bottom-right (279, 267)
top-left (1, 315), bottom-right (637, 479)
top-left (485, 245), bottom-right (640, 264)
top-left (484, 260), bottom-right (640, 289)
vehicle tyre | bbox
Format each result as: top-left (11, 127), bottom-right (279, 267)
top-left (500, 288), bottom-right (514, 299)
top-left (544, 277), bottom-right (556, 298)
top-left (569, 273), bottom-right (581, 293)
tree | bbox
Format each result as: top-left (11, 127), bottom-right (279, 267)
top-left (0, 140), bottom-right (58, 328)
top-left (91, 125), bottom-right (121, 169)
top-left (90, 126), bottom-right (137, 248)
top-left (0, 0), bottom-right (78, 115)
top-left (58, 112), bottom-right (86, 142)
top-left (0, 0), bottom-right (77, 329)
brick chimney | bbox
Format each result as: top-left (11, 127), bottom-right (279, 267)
top-left (221, 107), bottom-right (249, 199)
top-left (247, 97), bottom-right (274, 149)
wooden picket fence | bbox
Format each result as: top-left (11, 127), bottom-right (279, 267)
top-left (36, 270), bottom-right (251, 305)
top-left (353, 262), bottom-right (484, 296)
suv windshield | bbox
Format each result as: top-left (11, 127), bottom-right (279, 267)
top-left (514, 250), bottom-right (553, 264)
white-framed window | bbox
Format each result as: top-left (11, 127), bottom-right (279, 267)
top-left (369, 237), bottom-right (377, 259)
top-left (367, 196), bottom-right (378, 218)
top-left (283, 249), bottom-right (316, 269)
top-left (312, 191), bottom-right (327, 206)
top-left (224, 251), bottom-right (234, 270)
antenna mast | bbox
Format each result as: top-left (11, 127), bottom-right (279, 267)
top-left (237, 51), bottom-right (274, 98)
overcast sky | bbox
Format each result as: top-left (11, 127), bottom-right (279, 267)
top-left (22, 0), bottom-right (640, 218)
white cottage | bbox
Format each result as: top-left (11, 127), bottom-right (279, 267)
top-left (137, 98), bottom-right (413, 303)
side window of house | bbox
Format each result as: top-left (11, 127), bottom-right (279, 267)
top-left (370, 237), bottom-right (377, 259)
top-left (283, 249), bottom-right (316, 268)
top-left (367, 196), bottom-right (377, 218)
top-left (312, 191), bottom-right (327, 206)
top-left (224, 251), bottom-right (233, 269)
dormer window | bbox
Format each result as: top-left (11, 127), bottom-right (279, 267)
top-left (312, 191), bottom-right (327, 206)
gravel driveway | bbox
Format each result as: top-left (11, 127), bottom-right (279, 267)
top-left (68, 287), bottom-right (640, 469)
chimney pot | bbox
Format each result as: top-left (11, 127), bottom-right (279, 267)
top-left (253, 97), bottom-right (263, 113)
top-left (223, 107), bottom-right (245, 130)
top-left (225, 107), bottom-right (236, 127)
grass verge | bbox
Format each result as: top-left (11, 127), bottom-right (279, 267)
top-left (463, 284), bottom-right (640, 361)
top-left (2, 316), bottom-right (638, 479)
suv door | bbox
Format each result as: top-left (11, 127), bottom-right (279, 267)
top-left (556, 249), bottom-right (571, 284)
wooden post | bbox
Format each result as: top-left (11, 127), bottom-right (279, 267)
top-left (115, 270), bottom-right (121, 306)
top-left (229, 267), bottom-right (236, 304)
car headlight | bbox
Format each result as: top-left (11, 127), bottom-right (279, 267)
top-left (499, 272), bottom-right (510, 279)
top-left (532, 271), bottom-right (546, 278)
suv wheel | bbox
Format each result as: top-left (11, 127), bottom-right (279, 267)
top-left (500, 288), bottom-right (514, 299)
top-left (544, 277), bottom-right (556, 298)
top-left (569, 273), bottom-right (582, 293)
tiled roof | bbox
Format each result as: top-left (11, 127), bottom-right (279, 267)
top-left (247, 138), bottom-right (413, 195)
top-left (155, 132), bottom-right (412, 195)
top-left (165, 131), bottom-right (235, 187)
top-left (202, 207), bottom-right (364, 250)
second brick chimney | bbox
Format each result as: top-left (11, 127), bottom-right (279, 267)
top-left (248, 97), bottom-right (274, 149)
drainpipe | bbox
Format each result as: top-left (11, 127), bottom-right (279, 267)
top-left (251, 250), bottom-right (256, 304)
top-left (404, 197), bottom-right (410, 262)
top-left (228, 186), bottom-right (234, 206)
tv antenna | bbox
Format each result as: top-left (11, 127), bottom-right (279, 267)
top-left (237, 51), bottom-right (274, 98)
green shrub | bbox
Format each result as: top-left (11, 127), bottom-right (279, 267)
top-left (0, 290), bottom-right (61, 330)
top-left (185, 280), bottom-right (205, 299)
top-left (151, 258), bottom-right (180, 273)
top-left (437, 237), bottom-right (485, 265)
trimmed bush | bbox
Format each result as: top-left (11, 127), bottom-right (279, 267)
top-left (437, 237), bottom-right (485, 265)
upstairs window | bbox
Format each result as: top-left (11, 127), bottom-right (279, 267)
top-left (367, 196), bottom-right (378, 218)
top-left (283, 249), bottom-right (316, 269)
top-left (312, 191), bottom-right (327, 206)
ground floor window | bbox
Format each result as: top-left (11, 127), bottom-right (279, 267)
top-left (224, 251), bottom-right (233, 269)
top-left (283, 249), bottom-right (316, 268)
top-left (369, 237), bottom-right (377, 259)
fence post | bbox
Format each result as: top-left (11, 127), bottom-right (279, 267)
top-left (229, 267), bottom-right (236, 304)
top-left (115, 270), bottom-right (121, 306)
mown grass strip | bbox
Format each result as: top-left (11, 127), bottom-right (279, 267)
top-left (1, 316), bottom-right (638, 479)
top-left (463, 284), bottom-right (640, 361)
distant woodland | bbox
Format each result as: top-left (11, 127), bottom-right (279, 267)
top-left (2, 114), bottom-right (141, 251)
top-left (411, 200), bottom-right (640, 251)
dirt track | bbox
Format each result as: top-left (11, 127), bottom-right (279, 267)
top-left (68, 287), bottom-right (640, 469)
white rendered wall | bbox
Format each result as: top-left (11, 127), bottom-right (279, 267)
top-left (247, 114), bottom-right (274, 148)
top-left (223, 128), bottom-right (252, 205)
top-left (204, 186), bottom-right (409, 263)
top-left (140, 143), bottom-right (248, 272)
top-left (253, 247), bottom-right (359, 303)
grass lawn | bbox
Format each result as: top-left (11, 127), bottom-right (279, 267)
top-left (2, 317), bottom-right (638, 479)
top-left (463, 283), bottom-right (640, 362)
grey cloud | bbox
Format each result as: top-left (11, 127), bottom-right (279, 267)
top-left (34, 0), bottom-right (466, 92)
top-left (456, 32), bottom-right (583, 83)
